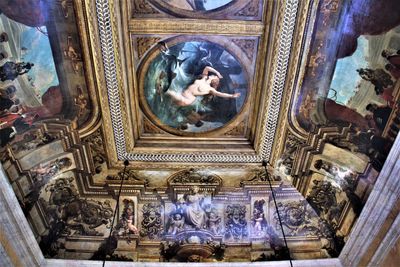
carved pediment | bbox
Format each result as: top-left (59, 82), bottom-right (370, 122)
top-left (168, 169), bottom-right (222, 186)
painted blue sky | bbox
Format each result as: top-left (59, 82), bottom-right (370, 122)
top-left (21, 25), bottom-right (59, 95)
top-left (203, 0), bottom-right (232, 10)
top-left (329, 36), bottom-right (369, 105)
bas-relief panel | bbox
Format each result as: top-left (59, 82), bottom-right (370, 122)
top-left (3, 149), bottom-right (337, 262)
top-left (0, 0), bottom-right (92, 149)
top-left (132, 0), bottom-right (264, 20)
top-left (135, 35), bottom-right (258, 135)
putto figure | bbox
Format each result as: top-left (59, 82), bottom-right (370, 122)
top-left (167, 212), bottom-right (185, 234)
top-left (251, 199), bottom-right (268, 237)
top-left (116, 199), bottom-right (138, 236)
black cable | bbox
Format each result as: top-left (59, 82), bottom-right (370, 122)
top-left (102, 160), bottom-right (129, 267)
top-left (262, 160), bottom-right (293, 267)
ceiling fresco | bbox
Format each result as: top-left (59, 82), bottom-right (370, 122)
top-left (132, 0), bottom-right (264, 20)
top-left (0, 0), bottom-right (400, 265)
top-left (138, 36), bottom-right (254, 134)
top-left (0, 0), bottom-right (99, 150)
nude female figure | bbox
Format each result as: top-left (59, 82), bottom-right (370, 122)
top-left (165, 66), bottom-right (240, 106)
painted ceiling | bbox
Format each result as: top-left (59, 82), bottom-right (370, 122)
top-left (0, 0), bottom-right (399, 263)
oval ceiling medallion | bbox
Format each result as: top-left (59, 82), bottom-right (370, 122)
top-left (140, 37), bottom-right (249, 135)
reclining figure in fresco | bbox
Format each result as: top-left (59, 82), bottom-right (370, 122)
top-left (165, 66), bottom-right (240, 106)
top-left (0, 61), bottom-right (34, 82)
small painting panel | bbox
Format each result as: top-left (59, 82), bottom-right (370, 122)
top-left (18, 140), bottom-right (65, 170)
top-left (10, 129), bottom-right (58, 159)
top-left (5, 163), bottom-right (19, 182)
top-left (11, 182), bottom-right (23, 202)
top-left (29, 204), bottom-right (47, 236)
top-left (17, 175), bottom-right (32, 197)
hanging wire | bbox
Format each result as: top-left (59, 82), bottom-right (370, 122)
top-left (102, 160), bottom-right (129, 267)
top-left (262, 160), bottom-right (293, 267)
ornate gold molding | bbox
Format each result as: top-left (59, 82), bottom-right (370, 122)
top-left (71, 0), bottom-right (103, 137)
top-left (269, 0), bottom-right (316, 163)
top-left (128, 19), bottom-right (264, 36)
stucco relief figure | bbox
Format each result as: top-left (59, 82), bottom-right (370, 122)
top-left (225, 204), bottom-right (248, 241)
top-left (125, 208), bottom-right (138, 234)
top-left (207, 208), bottom-right (222, 235)
top-left (251, 200), bottom-right (267, 237)
top-left (306, 180), bottom-right (346, 225)
top-left (313, 159), bottom-right (356, 185)
top-left (181, 186), bottom-right (208, 229)
top-left (167, 213), bottom-right (185, 234)
top-left (116, 199), bottom-right (138, 236)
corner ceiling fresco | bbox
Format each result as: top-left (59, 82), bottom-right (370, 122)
top-left (0, 0), bottom-right (95, 149)
top-left (0, 0), bottom-right (400, 264)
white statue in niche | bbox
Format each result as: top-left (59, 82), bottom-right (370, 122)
top-left (182, 186), bottom-right (208, 229)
